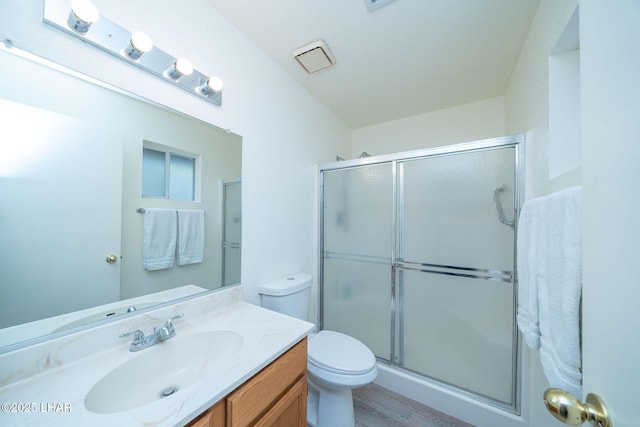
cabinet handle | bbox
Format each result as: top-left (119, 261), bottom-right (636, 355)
top-left (106, 254), bottom-right (118, 264)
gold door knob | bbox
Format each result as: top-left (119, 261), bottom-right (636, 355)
top-left (543, 388), bottom-right (611, 427)
top-left (105, 255), bottom-right (118, 264)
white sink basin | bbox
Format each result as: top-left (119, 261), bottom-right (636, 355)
top-left (84, 330), bottom-right (243, 414)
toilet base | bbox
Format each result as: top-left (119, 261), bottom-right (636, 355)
top-left (306, 376), bottom-right (355, 427)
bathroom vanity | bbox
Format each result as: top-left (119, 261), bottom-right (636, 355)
top-left (0, 286), bottom-right (314, 426)
top-left (187, 338), bottom-right (307, 426)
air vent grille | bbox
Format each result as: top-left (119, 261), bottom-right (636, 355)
top-left (293, 40), bottom-right (335, 74)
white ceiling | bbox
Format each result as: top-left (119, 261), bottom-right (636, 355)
top-left (207, 0), bottom-right (540, 129)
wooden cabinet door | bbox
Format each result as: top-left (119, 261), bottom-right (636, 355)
top-left (185, 399), bottom-right (225, 427)
top-left (186, 338), bottom-right (307, 427)
top-left (254, 375), bottom-right (307, 427)
top-left (227, 339), bottom-right (307, 426)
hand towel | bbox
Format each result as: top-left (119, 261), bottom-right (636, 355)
top-left (177, 209), bottom-right (205, 266)
top-left (516, 196), bottom-right (546, 349)
top-left (143, 208), bottom-right (177, 271)
top-left (538, 186), bottom-right (583, 398)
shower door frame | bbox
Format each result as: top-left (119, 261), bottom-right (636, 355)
top-left (318, 134), bottom-right (524, 414)
top-left (221, 178), bottom-right (242, 287)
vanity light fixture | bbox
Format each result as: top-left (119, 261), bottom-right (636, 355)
top-left (67, 0), bottom-right (99, 34)
top-left (166, 58), bottom-right (194, 80)
top-left (124, 31), bottom-right (153, 60)
top-left (198, 76), bottom-right (224, 96)
top-left (43, 0), bottom-right (223, 106)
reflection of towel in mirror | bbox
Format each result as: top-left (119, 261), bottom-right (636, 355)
top-left (143, 209), bottom-right (177, 270)
top-left (177, 210), bottom-right (205, 266)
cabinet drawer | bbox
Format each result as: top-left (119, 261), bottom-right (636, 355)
top-left (226, 338), bottom-right (307, 426)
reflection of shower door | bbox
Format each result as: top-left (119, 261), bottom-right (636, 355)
top-left (222, 180), bottom-right (241, 286)
top-left (320, 137), bottom-right (521, 410)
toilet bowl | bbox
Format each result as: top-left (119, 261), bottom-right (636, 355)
top-left (258, 273), bottom-right (378, 427)
top-left (306, 330), bottom-right (377, 427)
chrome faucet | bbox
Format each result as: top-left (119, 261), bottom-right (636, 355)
top-left (120, 313), bottom-right (184, 352)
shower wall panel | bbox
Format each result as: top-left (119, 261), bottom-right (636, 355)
top-left (321, 164), bottom-right (393, 359)
top-left (397, 147), bottom-right (516, 405)
top-left (322, 164), bottom-right (393, 258)
top-left (399, 270), bottom-right (514, 403)
top-left (323, 259), bottom-right (391, 359)
top-left (400, 148), bottom-right (515, 271)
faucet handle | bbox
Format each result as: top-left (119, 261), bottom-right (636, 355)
top-left (119, 329), bottom-right (145, 343)
top-left (165, 313), bottom-right (184, 330)
top-left (161, 313), bottom-right (184, 338)
top-left (168, 313), bottom-right (184, 322)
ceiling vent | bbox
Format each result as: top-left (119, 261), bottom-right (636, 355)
top-left (364, 0), bottom-right (396, 12)
top-left (293, 40), bottom-right (335, 74)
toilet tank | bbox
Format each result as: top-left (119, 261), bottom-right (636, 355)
top-left (258, 273), bottom-right (312, 321)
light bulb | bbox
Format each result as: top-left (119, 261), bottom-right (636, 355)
top-left (166, 58), bottom-right (194, 80)
top-left (124, 31), bottom-right (153, 60)
top-left (67, 0), bottom-right (99, 34)
top-left (199, 76), bottom-right (223, 96)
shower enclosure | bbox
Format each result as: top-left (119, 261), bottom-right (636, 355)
top-left (222, 180), bottom-right (241, 286)
top-left (319, 136), bottom-right (522, 413)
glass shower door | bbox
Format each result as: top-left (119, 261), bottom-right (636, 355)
top-left (396, 147), bottom-right (517, 405)
top-left (222, 180), bottom-right (241, 286)
top-left (321, 163), bottom-right (393, 360)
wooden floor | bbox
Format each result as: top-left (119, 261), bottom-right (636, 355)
top-left (353, 383), bottom-right (475, 427)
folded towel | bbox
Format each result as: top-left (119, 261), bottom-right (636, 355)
top-left (539, 186), bottom-right (582, 398)
top-left (177, 209), bottom-right (205, 266)
top-left (143, 209), bottom-right (177, 271)
top-left (516, 196), bottom-right (546, 349)
top-left (516, 186), bottom-right (582, 397)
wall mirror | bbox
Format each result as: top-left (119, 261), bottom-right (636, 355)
top-left (0, 44), bottom-right (242, 351)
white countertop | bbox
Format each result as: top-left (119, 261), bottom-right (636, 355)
top-left (0, 286), bottom-right (314, 426)
top-left (0, 285), bottom-right (208, 348)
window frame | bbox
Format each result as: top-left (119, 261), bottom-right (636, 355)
top-left (142, 141), bottom-right (201, 202)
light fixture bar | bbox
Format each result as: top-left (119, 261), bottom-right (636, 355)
top-left (43, 0), bottom-right (222, 106)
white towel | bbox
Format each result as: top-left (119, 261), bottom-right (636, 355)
top-left (517, 186), bottom-right (582, 397)
top-left (143, 209), bottom-right (177, 271)
top-left (516, 196), bottom-right (546, 349)
top-left (177, 209), bottom-right (205, 266)
top-left (539, 186), bottom-right (582, 397)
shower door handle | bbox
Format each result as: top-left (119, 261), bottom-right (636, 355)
top-left (493, 185), bottom-right (515, 228)
top-left (543, 388), bottom-right (611, 427)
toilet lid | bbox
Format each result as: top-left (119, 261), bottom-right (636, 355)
top-left (308, 330), bottom-right (376, 375)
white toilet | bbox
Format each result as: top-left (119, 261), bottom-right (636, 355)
top-left (259, 273), bottom-right (377, 427)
